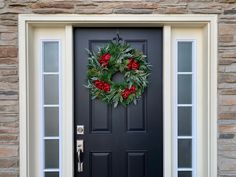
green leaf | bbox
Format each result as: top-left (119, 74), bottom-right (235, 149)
top-left (92, 95), bottom-right (97, 99)
top-left (83, 84), bottom-right (90, 88)
top-left (114, 101), bottom-right (118, 108)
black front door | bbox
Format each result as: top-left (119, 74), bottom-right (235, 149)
top-left (74, 28), bottom-right (163, 177)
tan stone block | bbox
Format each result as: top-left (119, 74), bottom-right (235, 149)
top-left (76, 3), bottom-right (98, 9)
top-left (2, 121), bottom-right (19, 128)
top-left (31, 2), bottom-right (74, 9)
top-left (0, 82), bottom-right (18, 91)
top-left (0, 7), bottom-right (30, 14)
top-left (0, 173), bottom-right (18, 177)
top-left (0, 41), bottom-right (17, 46)
top-left (113, 8), bottom-right (153, 14)
top-left (219, 35), bottom-right (234, 43)
top-left (153, 4), bottom-right (188, 14)
top-left (164, 7), bottom-right (187, 14)
top-left (0, 75), bottom-right (18, 84)
top-left (217, 0), bottom-right (236, 3)
top-left (0, 114), bottom-right (18, 123)
top-left (0, 69), bottom-right (17, 77)
top-left (218, 105), bottom-right (236, 114)
top-left (219, 59), bottom-right (236, 65)
top-left (189, 2), bottom-right (223, 14)
top-left (0, 48), bottom-right (17, 58)
top-left (219, 83), bottom-right (236, 90)
top-left (76, 8), bottom-right (113, 14)
top-left (93, 0), bottom-right (143, 1)
top-left (1, 33), bottom-right (17, 41)
top-left (0, 14), bottom-right (18, 22)
top-left (0, 146), bottom-right (18, 158)
top-left (219, 113), bottom-right (236, 119)
top-left (33, 8), bottom-right (74, 14)
top-left (223, 63), bottom-right (236, 73)
top-left (0, 158), bottom-right (18, 168)
top-left (220, 52), bottom-right (236, 59)
top-left (219, 24), bottom-right (236, 35)
top-left (54, 0), bottom-right (90, 1)
top-left (218, 135), bottom-right (236, 151)
top-left (220, 89), bottom-right (236, 95)
top-left (219, 151), bottom-right (236, 171)
top-left (219, 95), bottom-right (236, 106)
top-left (219, 125), bottom-right (236, 133)
top-left (0, 20), bottom-right (18, 26)
top-left (0, 100), bottom-right (18, 114)
top-left (0, 58), bottom-right (18, 65)
top-left (100, 2), bottom-right (159, 9)
top-left (0, 125), bottom-right (18, 134)
top-left (0, 2), bottom-right (5, 9)
top-left (219, 74), bottom-right (236, 83)
top-left (219, 52), bottom-right (236, 65)
top-left (0, 135), bottom-right (18, 142)
top-left (0, 25), bottom-right (17, 33)
top-left (11, 0), bottom-right (37, 2)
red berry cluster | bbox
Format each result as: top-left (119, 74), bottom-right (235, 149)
top-left (97, 53), bottom-right (139, 99)
top-left (99, 53), bottom-right (111, 67)
top-left (127, 58), bottom-right (139, 70)
top-left (121, 86), bottom-right (136, 99)
top-left (94, 80), bottom-right (111, 92)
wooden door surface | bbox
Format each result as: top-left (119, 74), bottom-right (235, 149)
top-left (74, 28), bottom-right (163, 177)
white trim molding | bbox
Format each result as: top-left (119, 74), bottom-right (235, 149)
top-left (19, 14), bottom-right (218, 177)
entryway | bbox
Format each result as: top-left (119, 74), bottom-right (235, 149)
top-left (74, 28), bottom-right (163, 177)
top-left (19, 14), bottom-right (217, 177)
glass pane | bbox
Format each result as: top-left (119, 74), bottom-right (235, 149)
top-left (45, 139), bottom-right (59, 168)
top-left (178, 171), bottom-right (192, 177)
top-left (45, 172), bottom-right (59, 177)
top-left (178, 42), bottom-right (192, 72)
top-left (44, 107), bottom-right (59, 136)
top-left (44, 75), bottom-right (59, 105)
top-left (178, 75), bottom-right (192, 104)
top-left (178, 139), bottom-right (192, 168)
top-left (178, 107), bottom-right (192, 136)
top-left (43, 42), bottom-right (59, 72)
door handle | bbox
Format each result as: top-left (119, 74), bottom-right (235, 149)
top-left (77, 140), bottom-right (84, 172)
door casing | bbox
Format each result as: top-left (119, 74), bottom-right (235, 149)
top-left (18, 14), bottom-right (218, 177)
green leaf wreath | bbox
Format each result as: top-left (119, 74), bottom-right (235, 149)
top-left (85, 41), bottom-right (151, 107)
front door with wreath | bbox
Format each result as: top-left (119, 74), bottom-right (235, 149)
top-left (74, 28), bottom-right (163, 177)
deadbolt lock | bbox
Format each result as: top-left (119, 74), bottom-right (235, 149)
top-left (77, 125), bottom-right (84, 135)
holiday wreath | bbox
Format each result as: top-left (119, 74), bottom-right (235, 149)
top-left (85, 40), bottom-right (151, 107)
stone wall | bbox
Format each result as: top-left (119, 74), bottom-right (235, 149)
top-left (0, 0), bottom-right (236, 176)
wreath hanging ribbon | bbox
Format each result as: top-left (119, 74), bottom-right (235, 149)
top-left (85, 40), bottom-right (151, 107)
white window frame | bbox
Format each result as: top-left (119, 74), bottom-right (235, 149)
top-left (173, 39), bottom-right (197, 177)
top-left (19, 14), bottom-right (218, 177)
top-left (40, 39), bottom-right (62, 177)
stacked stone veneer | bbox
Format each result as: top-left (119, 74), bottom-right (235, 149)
top-left (0, 0), bottom-right (236, 176)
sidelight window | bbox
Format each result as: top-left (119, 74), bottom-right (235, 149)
top-left (41, 41), bottom-right (61, 177)
top-left (175, 41), bottom-right (196, 177)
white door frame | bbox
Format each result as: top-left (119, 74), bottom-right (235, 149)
top-left (18, 14), bottom-right (218, 177)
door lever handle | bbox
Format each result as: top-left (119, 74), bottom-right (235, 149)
top-left (77, 140), bottom-right (84, 172)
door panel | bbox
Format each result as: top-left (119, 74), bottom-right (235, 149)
top-left (90, 99), bottom-right (112, 133)
top-left (74, 28), bottom-right (163, 177)
top-left (90, 152), bottom-right (112, 177)
top-left (127, 151), bottom-right (147, 177)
